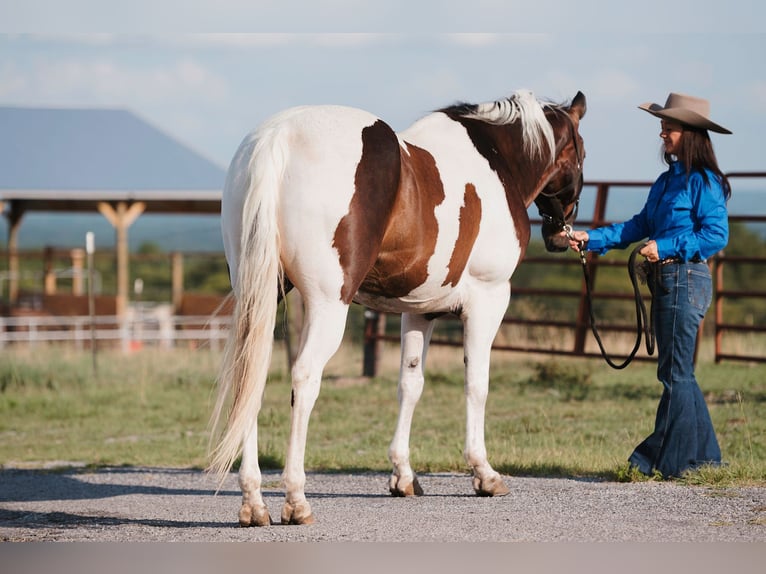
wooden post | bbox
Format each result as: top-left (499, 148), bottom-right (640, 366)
top-left (714, 255), bottom-right (725, 364)
top-left (362, 309), bottom-right (384, 377)
top-left (171, 252), bottom-right (184, 313)
top-left (43, 246), bottom-right (56, 295)
top-left (97, 201), bottom-right (145, 317)
top-left (70, 248), bottom-right (85, 295)
top-left (86, 232), bottom-right (97, 376)
top-left (6, 205), bottom-right (23, 304)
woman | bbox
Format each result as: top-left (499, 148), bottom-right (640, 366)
top-left (564, 93), bottom-right (732, 478)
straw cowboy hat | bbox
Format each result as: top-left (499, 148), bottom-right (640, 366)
top-left (639, 92), bottom-right (732, 134)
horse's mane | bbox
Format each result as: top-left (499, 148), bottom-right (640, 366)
top-left (438, 89), bottom-right (558, 163)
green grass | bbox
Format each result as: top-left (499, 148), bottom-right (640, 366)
top-left (0, 344), bottom-right (764, 487)
top-left (0, 348), bottom-right (217, 468)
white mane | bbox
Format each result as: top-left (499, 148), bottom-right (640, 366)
top-left (461, 89), bottom-right (556, 163)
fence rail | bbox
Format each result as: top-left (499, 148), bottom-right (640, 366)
top-left (2, 175), bottom-right (764, 375)
top-left (361, 174), bottom-right (766, 375)
top-left (0, 314), bottom-right (231, 350)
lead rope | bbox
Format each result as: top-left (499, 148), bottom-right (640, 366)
top-left (564, 226), bottom-right (656, 369)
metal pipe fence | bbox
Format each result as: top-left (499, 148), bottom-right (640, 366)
top-left (362, 174), bottom-right (766, 375)
top-left (2, 175), bottom-right (763, 374)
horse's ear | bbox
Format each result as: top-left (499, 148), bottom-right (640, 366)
top-left (571, 91), bottom-right (587, 119)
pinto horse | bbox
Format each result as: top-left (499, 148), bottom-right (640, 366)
top-left (210, 89), bottom-right (586, 526)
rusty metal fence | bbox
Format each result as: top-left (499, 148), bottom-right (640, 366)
top-left (362, 173), bottom-right (766, 376)
top-left (712, 171), bottom-right (766, 363)
top-left (2, 175), bottom-right (763, 370)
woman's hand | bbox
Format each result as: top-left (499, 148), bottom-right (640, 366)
top-left (639, 240), bottom-right (659, 262)
top-left (559, 229), bottom-right (589, 252)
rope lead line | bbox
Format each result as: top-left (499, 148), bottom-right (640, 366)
top-left (577, 243), bottom-right (656, 370)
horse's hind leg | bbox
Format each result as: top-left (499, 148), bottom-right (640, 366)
top-left (238, 423), bottom-right (271, 526)
top-left (281, 298), bottom-right (350, 525)
top-left (462, 283), bottom-right (511, 497)
top-left (388, 313), bottom-right (434, 497)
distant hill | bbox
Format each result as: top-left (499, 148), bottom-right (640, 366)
top-left (0, 213), bottom-right (224, 252)
top-left (2, 187), bottom-right (763, 253)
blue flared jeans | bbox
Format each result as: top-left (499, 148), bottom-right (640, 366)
top-left (628, 261), bottom-right (721, 478)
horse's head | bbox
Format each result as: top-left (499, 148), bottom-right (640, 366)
top-left (535, 91), bottom-right (587, 252)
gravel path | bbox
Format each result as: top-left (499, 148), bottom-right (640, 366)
top-left (1, 466), bottom-right (764, 542)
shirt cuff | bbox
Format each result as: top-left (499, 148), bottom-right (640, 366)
top-left (654, 238), bottom-right (672, 259)
top-left (585, 230), bottom-right (606, 254)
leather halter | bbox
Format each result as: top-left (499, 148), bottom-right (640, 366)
top-left (535, 111), bottom-right (584, 231)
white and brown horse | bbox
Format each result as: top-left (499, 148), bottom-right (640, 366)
top-left (210, 89), bottom-right (586, 526)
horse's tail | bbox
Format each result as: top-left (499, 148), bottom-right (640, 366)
top-left (207, 123), bottom-right (286, 486)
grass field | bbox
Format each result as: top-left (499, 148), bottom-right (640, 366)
top-left (0, 341), bottom-right (764, 487)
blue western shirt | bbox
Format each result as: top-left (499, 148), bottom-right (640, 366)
top-left (586, 162), bottom-right (729, 261)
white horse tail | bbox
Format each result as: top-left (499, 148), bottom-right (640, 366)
top-left (208, 122), bottom-right (287, 485)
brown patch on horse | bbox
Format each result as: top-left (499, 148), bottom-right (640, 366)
top-left (444, 116), bottom-right (539, 259)
top-left (359, 142), bottom-right (445, 298)
top-left (442, 183), bottom-right (482, 287)
top-left (333, 120), bottom-right (402, 303)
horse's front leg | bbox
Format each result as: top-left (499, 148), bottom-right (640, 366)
top-left (462, 284), bottom-right (511, 497)
top-left (388, 313), bottom-right (434, 497)
top-left (238, 422), bottom-right (272, 526)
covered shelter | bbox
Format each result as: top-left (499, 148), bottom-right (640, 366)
top-left (0, 106), bottom-right (226, 315)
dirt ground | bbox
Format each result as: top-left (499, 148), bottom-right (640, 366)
top-left (1, 466), bottom-right (764, 542)
top-left (2, 466), bottom-right (764, 573)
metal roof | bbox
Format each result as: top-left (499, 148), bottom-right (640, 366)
top-left (0, 106), bottom-right (225, 214)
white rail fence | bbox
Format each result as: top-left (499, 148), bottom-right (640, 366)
top-left (0, 311), bottom-right (232, 351)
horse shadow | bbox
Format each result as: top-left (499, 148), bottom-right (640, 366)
top-left (0, 467), bottom-right (238, 503)
top-left (0, 466), bottom-right (614, 534)
top-left (0, 506), bottom-right (233, 531)
top-left (0, 467), bottom-right (398, 533)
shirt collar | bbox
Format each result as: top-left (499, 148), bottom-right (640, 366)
top-left (669, 161), bottom-right (686, 176)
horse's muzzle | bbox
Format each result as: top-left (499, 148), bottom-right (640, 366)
top-left (543, 230), bottom-right (570, 252)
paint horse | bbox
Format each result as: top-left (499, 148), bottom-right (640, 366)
top-left (210, 89), bottom-right (587, 526)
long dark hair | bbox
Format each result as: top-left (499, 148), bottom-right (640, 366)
top-left (664, 126), bottom-right (732, 200)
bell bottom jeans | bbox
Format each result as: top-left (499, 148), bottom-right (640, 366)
top-left (628, 261), bottom-right (721, 478)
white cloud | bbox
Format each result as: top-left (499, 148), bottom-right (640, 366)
top-left (589, 69), bottom-right (642, 102)
top-left (426, 70), bottom-right (464, 99)
top-left (24, 33), bottom-right (120, 46)
top-left (0, 55), bottom-right (229, 107)
top-left (14, 33), bottom-right (295, 49)
top-left (17, 33), bottom-right (398, 50)
top-left (540, 70), bottom-right (585, 102)
top-left (0, 62), bottom-right (27, 98)
top-left (170, 34), bottom-right (298, 48)
top-left (311, 34), bottom-right (389, 47)
top-left (3, 1), bottom-right (764, 34)
top-left (445, 33), bottom-right (549, 47)
top-left (746, 80), bottom-right (766, 111)
top-left (446, 33), bottom-right (502, 47)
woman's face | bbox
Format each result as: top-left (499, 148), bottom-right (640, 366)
top-left (660, 120), bottom-right (684, 156)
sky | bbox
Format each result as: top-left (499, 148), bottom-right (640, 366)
top-left (1, 1), bottom-right (765, 222)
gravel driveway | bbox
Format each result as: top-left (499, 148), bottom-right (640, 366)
top-left (1, 466), bottom-right (764, 542)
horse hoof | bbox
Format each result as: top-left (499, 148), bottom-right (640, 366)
top-left (473, 474), bottom-right (510, 497)
top-left (239, 503), bottom-right (272, 527)
top-left (281, 501), bottom-right (315, 525)
top-left (389, 474), bottom-right (424, 497)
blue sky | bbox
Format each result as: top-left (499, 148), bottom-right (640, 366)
top-left (1, 2), bottom-right (765, 218)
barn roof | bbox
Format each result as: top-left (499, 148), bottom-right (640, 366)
top-left (0, 106), bottom-right (225, 214)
